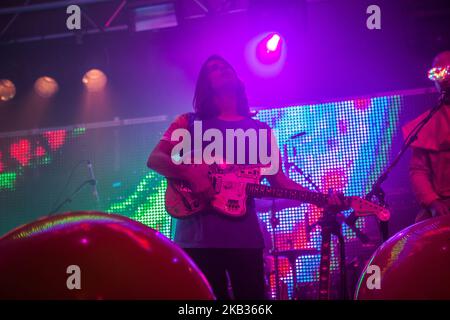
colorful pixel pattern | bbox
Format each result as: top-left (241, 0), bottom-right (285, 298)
top-left (255, 96), bottom-right (401, 298)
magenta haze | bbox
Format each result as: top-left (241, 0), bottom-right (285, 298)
top-left (170, 121), bottom-right (280, 175)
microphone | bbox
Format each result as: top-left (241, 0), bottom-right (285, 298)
top-left (87, 161), bottom-right (100, 202)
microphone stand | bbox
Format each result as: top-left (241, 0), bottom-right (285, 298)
top-left (269, 199), bottom-right (281, 300)
top-left (48, 179), bottom-right (96, 216)
top-left (365, 89), bottom-right (448, 242)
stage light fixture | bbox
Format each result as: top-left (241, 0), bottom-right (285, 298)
top-left (266, 34), bottom-right (281, 52)
top-left (256, 33), bottom-right (283, 64)
top-left (34, 76), bottom-right (58, 98)
top-left (0, 79), bottom-right (16, 102)
top-left (82, 69), bottom-right (107, 92)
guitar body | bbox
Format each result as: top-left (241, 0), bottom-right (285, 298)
top-left (165, 165), bottom-right (261, 218)
top-left (165, 179), bottom-right (207, 218)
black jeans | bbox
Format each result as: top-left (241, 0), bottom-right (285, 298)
top-left (183, 248), bottom-right (266, 300)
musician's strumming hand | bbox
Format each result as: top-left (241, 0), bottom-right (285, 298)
top-left (429, 199), bottom-right (450, 217)
top-left (183, 164), bottom-right (215, 201)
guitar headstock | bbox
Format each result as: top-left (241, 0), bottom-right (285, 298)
top-left (349, 196), bottom-right (390, 221)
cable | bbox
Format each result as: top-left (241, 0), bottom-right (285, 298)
top-left (48, 159), bottom-right (89, 214)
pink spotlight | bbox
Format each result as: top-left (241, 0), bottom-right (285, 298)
top-left (256, 33), bottom-right (283, 64)
top-left (266, 34), bottom-right (281, 52)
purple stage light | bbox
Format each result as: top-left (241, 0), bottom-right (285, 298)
top-left (257, 33), bottom-right (283, 64)
top-left (266, 34), bottom-right (281, 52)
top-left (246, 32), bottom-right (286, 78)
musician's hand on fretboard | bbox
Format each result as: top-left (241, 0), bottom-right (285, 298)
top-left (325, 192), bottom-right (351, 212)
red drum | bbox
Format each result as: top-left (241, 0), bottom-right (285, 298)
top-left (0, 211), bottom-right (214, 300)
top-left (355, 215), bottom-right (450, 299)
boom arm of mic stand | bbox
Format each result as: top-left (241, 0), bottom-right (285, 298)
top-left (268, 199), bottom-right (281, 300)
top-left (365, 91), bottom-right (447, 241)
top-left (48, 179), bottom-right (95, 216)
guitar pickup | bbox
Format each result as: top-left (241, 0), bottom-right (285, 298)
top-left (227, 200), bottom-right (240, 210)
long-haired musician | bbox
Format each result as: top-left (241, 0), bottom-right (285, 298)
top-left (147, 55), bottom-right (343, 300)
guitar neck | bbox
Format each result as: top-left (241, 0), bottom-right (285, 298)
top-left (246, 183), bottom-right (329, 207)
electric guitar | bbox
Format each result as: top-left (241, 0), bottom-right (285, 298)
top-left (165, 164), bottom-right (390, 221)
